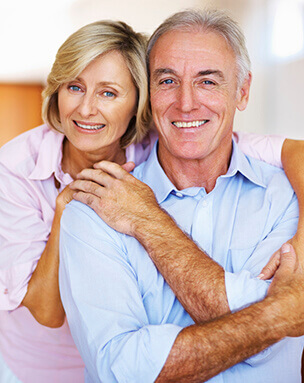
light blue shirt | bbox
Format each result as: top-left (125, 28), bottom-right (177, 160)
top-left (59, 140), bottom-right (303, 383)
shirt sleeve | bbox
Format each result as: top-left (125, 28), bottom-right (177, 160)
top-left (0, 163), bottom-right (52, 310)
top-left (233, 131), bottom-right (285, 168)
top-left (225, 190), bottom-right (298, 365)
top-left (59, 201), bottom-right (182, 383)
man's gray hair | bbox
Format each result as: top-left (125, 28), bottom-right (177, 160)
top-left (147, 8), bottom-right (251, 87)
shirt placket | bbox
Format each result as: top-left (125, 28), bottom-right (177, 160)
top-left (191, 192), bottom-right (213, 258)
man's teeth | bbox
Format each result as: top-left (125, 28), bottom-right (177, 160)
top-left (173, 120), bottom-right (208, 128)
top-left (75, 121), bottom-right (105, 130)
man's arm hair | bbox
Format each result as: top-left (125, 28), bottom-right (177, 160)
top-left (156, 243), bottom-right (304, 382)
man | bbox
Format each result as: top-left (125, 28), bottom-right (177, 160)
top-left (59, 9), bottom-right (304, 382)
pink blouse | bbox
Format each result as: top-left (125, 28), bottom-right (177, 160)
top-left (0, 125), bottom-right (285, 383)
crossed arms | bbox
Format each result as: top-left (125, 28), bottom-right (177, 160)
top-left (59, 139), bottom-right (304, 382)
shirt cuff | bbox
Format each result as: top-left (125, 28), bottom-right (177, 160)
top-left (111, 324), bottom-right (182, 383)
top-left (225, 270), bottom-right (270, 312)
top-left (0, 260), bottom-right (37, 310)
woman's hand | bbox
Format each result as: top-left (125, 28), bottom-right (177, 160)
top-left (259, 234), bottom-right (304, 280)
top-left (56, 185), bottom-right (75, 212)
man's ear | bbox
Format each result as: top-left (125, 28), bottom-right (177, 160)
top-left (237, 72), bottom-right (252, 111)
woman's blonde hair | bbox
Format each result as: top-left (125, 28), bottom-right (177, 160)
top-left (42, 20), bottom-right (151, 147)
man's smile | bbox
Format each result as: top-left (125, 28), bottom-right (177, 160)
top-left (172, 120), bottom-right (209, 128)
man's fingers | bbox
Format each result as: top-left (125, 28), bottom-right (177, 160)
top-left (121, 161), bottom-right (135, 173)
top-left (258, 251), bottom-right (280, 280)
top-left (74, 168), bottom-right (115, 189)
top-left (73, 191), bottom-right (101, 210)
top-left (70, 179), bottom-right (105, 197)
top-left (93, 160), bottom-right (131, 179)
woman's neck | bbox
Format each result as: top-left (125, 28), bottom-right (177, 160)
top-left (61, 138), bottom-right (126, 180)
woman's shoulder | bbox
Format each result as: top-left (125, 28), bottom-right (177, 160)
top-left (0, 124), bottom-right (62, 176)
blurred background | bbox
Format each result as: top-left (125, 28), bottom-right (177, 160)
top-left (0, 0), bottom-right (303, 146)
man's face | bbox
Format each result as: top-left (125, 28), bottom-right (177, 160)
top-left (149, 29), bottom-right (251, 166)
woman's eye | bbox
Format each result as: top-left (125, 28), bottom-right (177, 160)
top-left (103, 91), bottom-right (115, 98)
top-left (68, 85), bottom-right (82, 92)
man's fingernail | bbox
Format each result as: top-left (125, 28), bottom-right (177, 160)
top-left (281, 243), bottom-right (291, 254)
top-left (257, 273), bottom-right (264, 280)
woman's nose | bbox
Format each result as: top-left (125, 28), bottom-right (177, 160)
top-left (77, 93), bottom-right (98, 117)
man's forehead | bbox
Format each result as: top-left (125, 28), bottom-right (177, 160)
top-left (149, 29), bottom-right (236, 76)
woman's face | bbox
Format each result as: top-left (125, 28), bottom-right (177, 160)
top-left (58, 50), bottom-right (137, 155)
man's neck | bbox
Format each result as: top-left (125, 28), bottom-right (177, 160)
top-left (157, 141), bottom-right (233, 193)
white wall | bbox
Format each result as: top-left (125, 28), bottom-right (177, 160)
top-left (1, 0), bottom-right (304, 138)
top-left (0, 0), bottom-right (202, 82)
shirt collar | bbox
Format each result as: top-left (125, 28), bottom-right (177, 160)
top-left (29, 127), bottom-right (65, 181)
top-left (139, 138), bottom-right (266, 203)
top-left (140, 142), bottom-right (178, 204)
top-left (223, 138), bottom-right (266, 188)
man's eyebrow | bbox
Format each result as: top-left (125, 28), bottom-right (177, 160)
top-left (151, 68), bottom-right (225, 81)
top-left (152, 68), bottom-right (177, 79)
top-left (197, 70), bottom-right (225, 79)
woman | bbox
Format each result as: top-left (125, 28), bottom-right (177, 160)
top-left (0, 20), bottom-right (155, 383)
top-left (0, 17), bottom-right (302, 383)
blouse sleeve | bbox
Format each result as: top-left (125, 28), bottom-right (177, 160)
top-left (233, 131), bottom-right (286, 168)
top-left (0, 163), bottom-right (55, 310)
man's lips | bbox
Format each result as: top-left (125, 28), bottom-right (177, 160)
top-left (172, 120), bottom-right (209, 128)
top-left (74, 121), bottom-right (105, 130)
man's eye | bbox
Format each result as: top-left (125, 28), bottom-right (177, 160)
top-left (161, 79), bottom-right (174, 85)
top-left (203, 80), bottom-right (215, 85)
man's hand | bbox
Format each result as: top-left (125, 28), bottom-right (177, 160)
top-left (69, 161), bottom-right (161, 236)
top-left (267, 243), bottom-right (304, 338)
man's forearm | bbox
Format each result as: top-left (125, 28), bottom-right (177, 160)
top-left (134, 208), bottom-right (229, 323)
top-left (156, 295), bottom-right (292, 382)
top-left (156, 242), bottom-right (304, 382)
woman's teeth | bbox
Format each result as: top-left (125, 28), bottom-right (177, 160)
top-left (75, 121), bottom-right (105, 130)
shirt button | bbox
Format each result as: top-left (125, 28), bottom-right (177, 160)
top-left (175, 192), bottom-right (183, 198)
top-left (4, 288), bottom-right (8, 294)
top-left (202, 200), bottom-right (208, 207)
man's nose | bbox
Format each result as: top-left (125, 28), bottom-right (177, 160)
top-left (176, 83), bottom-right (199, 113)
top-left (77, 93), bottom-right (98, 117)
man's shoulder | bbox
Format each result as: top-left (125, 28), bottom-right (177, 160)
top-left (132, 159), bottom-right (147, 181)
top-left (246, 154), bottom-right (291, 191)
top-left (61, 200), bottom-right (126, 246)
top-left (242, 155), bottom-right (296, 217)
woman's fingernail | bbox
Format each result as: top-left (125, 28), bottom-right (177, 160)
top-left (281, 243), bottom-right (291, 254)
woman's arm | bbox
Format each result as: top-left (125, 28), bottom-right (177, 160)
top-left (282, 139), bottom-right (304, 239)
top-left (21, 186), bottom-right (74, 328)
top-left (259, 139), bottom-right (304, 279)
top-left (281, 139), bottom-right (304, 260)
top-left (233, 131), bottom-right (285, 168)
